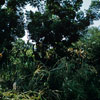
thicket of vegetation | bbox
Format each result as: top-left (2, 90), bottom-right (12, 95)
top-left (0, 0), bottom-right (100, 100)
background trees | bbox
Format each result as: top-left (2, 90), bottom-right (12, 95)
top-left (0, 0), bottom-right (100, 100)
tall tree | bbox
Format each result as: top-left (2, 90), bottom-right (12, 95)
top-left (0, 0), bottom-right (25, 51)
top-left (27, 0), bottom-right (100, 65)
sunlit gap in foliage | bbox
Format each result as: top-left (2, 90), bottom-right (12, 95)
top-left (22, 4), bottom-right (38, 44)
top-left (21, 1), bottom-right (46, 44)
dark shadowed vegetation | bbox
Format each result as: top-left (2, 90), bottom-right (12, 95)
top-left (0, 0), bottom-right (100, 100)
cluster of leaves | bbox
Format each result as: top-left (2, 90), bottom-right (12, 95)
top-left (0, 90), bottom-right (44, 100)
top-left (69, 27), bottom-right (100, 69)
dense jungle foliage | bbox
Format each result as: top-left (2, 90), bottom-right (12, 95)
top-left (0, 0), bottom-right (100, 100)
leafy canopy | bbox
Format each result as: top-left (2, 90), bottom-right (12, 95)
top-left (27, 0), bottom-right (100, 64)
